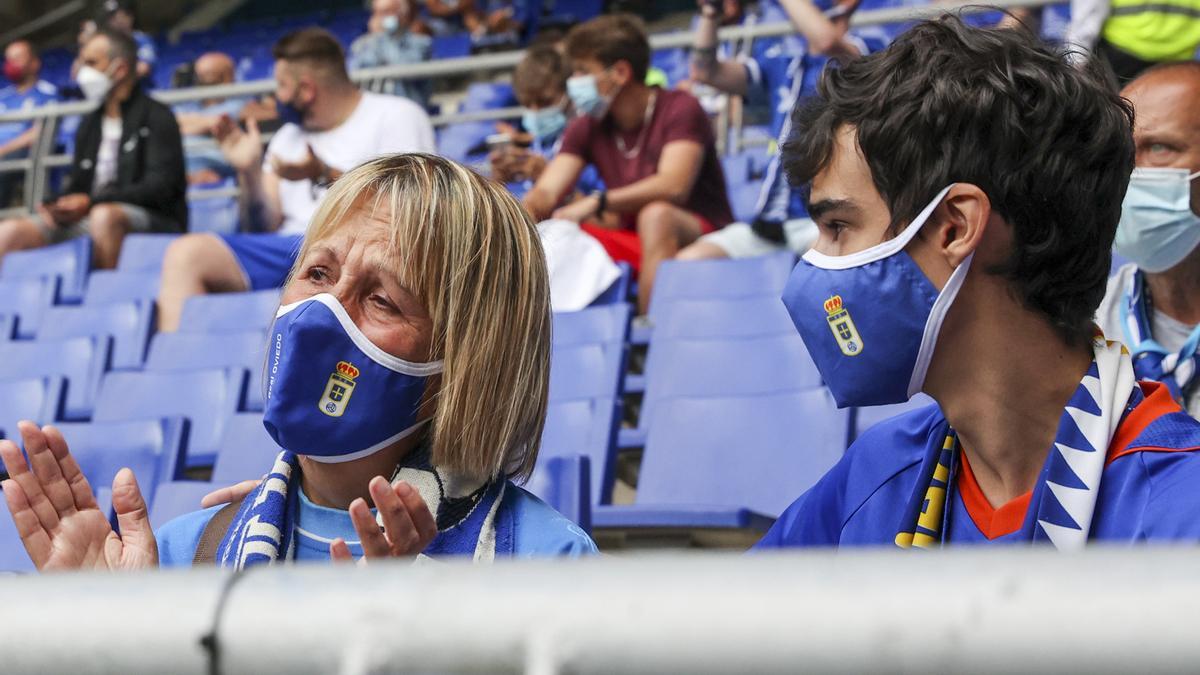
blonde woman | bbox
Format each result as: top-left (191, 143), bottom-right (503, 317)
top-left (0, 153), bottom-right (597, 569)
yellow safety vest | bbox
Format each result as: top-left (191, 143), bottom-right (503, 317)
top-left (1103, 0), bottom-right (1200, 61)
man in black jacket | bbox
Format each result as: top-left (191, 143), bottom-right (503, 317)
top-left (0, 28), bottom-right (185, 268)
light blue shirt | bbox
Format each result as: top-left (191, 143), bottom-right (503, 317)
top-left (348, 31), bottom-right (433, 107)
top-left (0, 80), bottom-right (58, 149)
top-left (156, 482), bottom-right (597, 566)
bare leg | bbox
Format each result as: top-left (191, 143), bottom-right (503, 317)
top-left (85, 203), bottom-right (132, 270)
top-left (157, 233), bottom-right (248, 332)
top-left (635, 201), bottom-right (705, 314)
top-left (0, 216), bottom-right (48, 265)
top-left (676, 239), bottom-right (732, 262)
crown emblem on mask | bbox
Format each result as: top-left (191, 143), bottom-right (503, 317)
top-left (823, 294), bottom-right (862, 357)
top-left (320, 360), bottom-right (360, 418)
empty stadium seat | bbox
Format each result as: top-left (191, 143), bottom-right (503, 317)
top-left (0, 277), bottom-right (55, 339)
top-left (650, 297), bottom-right (794, 341)
top-left (211, 412), bottom-right (281, 483)
top-left (595, 389), bottom-right (849, 531)
top-left (116, 234), bottom-right (180, 272)
top-left (548, 343), bottom-right (626, 402)
top-left (39, 301), bottom-right (154, 370)
top-left (541, 398), bottom-right (618, 505)
top-left (589, 262), bottom-right (633, 307)
top-left (461, 82), bottom-right (516, 112)
top-left (144, 331), bottom-right (268, 410)
top-left (84, 270), bottom-right (160, 305)
top-left (188, 195), bottom-right (240, 235)
top-left (92, 369), bottom-right (246, 469)
top-left (648, 253), bottom-right (796, 314)
top-left (0, 237), bottom-right (91, 304)
top-left (0, 376), bottom-right (65, 442)
top-left (432, 33), bottom-right (471, 59)
top-left (150, 481), bottom-right (220, 530)
top-left (177, 290), bottom-right (282, 334)
top-left (54, 419), bottom-right (188, 505)
top-left (0, 336), bottom-right (111, 420)
top-left (730, 181), bottom-right (763, 223)
top-left (525, 455), bottom-right (592, 532)
top-left (0, 314), bottom-right (12, 342)
top-left (552, 304), bottom-right (632, 348)
top-left (0, 490), bottom-right (34, 572)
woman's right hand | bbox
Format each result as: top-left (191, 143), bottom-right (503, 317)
top-left (0, 421), bottom-right (158, 571)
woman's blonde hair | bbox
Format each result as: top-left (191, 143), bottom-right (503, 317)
top-left (294, 153), bottom-right (551, 482)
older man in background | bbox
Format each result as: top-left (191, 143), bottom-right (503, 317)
top-left (349, 0), bottom-right (432, 107)
top-left (175, 52), bottom-right (245, 185)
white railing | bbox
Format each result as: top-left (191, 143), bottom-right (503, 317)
top-left (0, 0), bottom-right (1057, 219)
top-left (0, 547), bottom-right (1197, 674)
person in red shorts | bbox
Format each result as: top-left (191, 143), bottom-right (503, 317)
top-left (523, 13), bottom-right (734, 313)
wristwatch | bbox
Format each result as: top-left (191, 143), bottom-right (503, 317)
top-left (592, 190), bottom-right (607, 218)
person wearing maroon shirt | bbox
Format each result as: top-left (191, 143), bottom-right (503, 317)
top-left (523, 13), bottom-right (733, 313)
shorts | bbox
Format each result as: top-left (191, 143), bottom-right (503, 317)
top-left (581, 211), bottom-right (718, 273)
top-left (40, 201), bottom-right (175, 244)
top-left (219, 233), bottom-right (305, 291)
top-left (698, 218), bottom-right (817, 258)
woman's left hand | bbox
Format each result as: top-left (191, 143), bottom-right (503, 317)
top-left (331, 477), bottom-right (437, 562)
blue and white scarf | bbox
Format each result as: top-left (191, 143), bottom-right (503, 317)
top-left (215, 443), bottom-right (514, 568)
top-left (895, 335), bottom-right (1137, 549)
top-left (1119, 269), bottom-right (1200, 402)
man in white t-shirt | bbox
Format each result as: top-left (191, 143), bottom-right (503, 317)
top-left (156, 28), bottom-right (434, 331)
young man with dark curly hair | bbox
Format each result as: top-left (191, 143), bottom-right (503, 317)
top-left (760, 15), bottom-right (1200, 549)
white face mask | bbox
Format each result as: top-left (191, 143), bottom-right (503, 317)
top-left (76, 64), bottom-right (113, 103)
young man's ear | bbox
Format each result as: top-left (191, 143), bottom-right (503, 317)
top-left (610, 59), bottom-right (634, 87)
top-left (936, 183), bottom-right (991, 267)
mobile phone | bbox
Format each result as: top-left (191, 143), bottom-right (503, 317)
top-left (485, 133), bottom-right (513, 151)
top-left (824, 3), bottom-right (853, 19)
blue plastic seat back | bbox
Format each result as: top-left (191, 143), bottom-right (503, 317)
top-left (524, 455), bottom-right (592, 532)
top-left (0, 314), bottom-right (12, 342)
top-left (432, 34), bottom-right (471, 59)
top-left (552, 304), bottom-right (632, 348)
top-left (211, 412), bottom-right (282, 483)
top-left (0, 237), bottom-right (92, 303)
top-left (638, 389), bottom-right (848, 517)
top-left (730, 181), bottom-right (764, 223)
top-left (652, 297), bottom-right (795, 341)
top-left (436, 121), bottom-right (493, 162)
top-left (188, 195), bottom-right (240, 235)
top-left (541, 397), bottom-right (618, 505)
top-left (0, 277), bottom-right (55, 339)
top-left (721, 153), bottom-right (752, 186)
top-left (548, 343), bottom-right (625, 402)
top-left (145, 330), bottom-right (268, 410)
top-left (461, 82), bottom-right (516, 112)
top-left (589, 263), bottom-right (633, 307)
top-left (84, 270), bottom-right (160, 305)
top-left (0, 336), bottom-right (110, 420)
top-left (0, 490), bottom-right (34, 572)
top-left (150, 481), bottom-right (220, 530)
top-left (648, 252), bottom-right (796, 316)
top-left (117, 234), bottom-right (180, 272)
top-left (39, 301), bottom-right (154, 370)
top-left (548, 0), bottom-right (604, 22)
top-left (177, 290), bottom-right (281, 334)
top-left (93, 369), bottom-right (244, 468)
top-left (850, 394), bottom-right (936, 443)
top-left (54, 419), bottom-right (188, 503)
top-left (0, 376), bottom-right (64, 442)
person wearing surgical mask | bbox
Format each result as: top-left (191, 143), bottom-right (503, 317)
top-left (1096, 62), bottom-right (1200, 418)
top-left (348, 0), bottom-right (432, 107)
top-left (0, 153), bottom-right (597, 571)
top-left (758, 17), bottom-right (1200, 551)
top-left (0, 40), bottom-right (58, 208)
top-left (0, 28), bottom-right (185, 269)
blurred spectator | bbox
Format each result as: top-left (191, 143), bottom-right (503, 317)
top-left (678, 0), bottom-right (879, 261)
top-left (349, 0), bottom-right (433, 107)
top-left (155, 28), bottom-right (435, 332)
top-left (524, 14), bottom-right (734, 314)
top-left (1098, 62), bottom-right (1200, 415)
top-left (100, 0), bottom-right (157, 83)
top-left (421, 0), bottom-right (527, 42)
top-left (0, 40), bottom-right (58, 207)
top-left (1066, 0), bottom-right (1200, 83)
top-left (0, 28), bottom-right (185, 268)
top-left (174, 52), bottom-right (244, 185)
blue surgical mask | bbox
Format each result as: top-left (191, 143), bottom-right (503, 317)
top-left (276, 94), bottom-right (306, 127)
top-left (522, 102), bottom-right (567, 140)
top-left (262, 293), bottom-right (443, 463)
top-left (1113, 167), bottom-right (1200, 273)
top-left (566, 73), bottom-right (616, 120)
top-left (782, 186), bottom-right (971, 407)
top-left (381, 14), bottom-right (401, 34)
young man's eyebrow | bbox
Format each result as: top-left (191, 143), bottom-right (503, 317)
top-left (807, 198), bottom-right (860, 219)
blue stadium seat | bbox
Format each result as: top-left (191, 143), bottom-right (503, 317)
top-left (547, 0), bottom-right (604, 23)
top-left (211, 412), bottom-right (281, 483)
top-left (541, 398), bottom-right (618, 505)
top-left (84, 270), bottom-right (160, 305)
top-left (150, 481), bottom-right (219, 530)
top-left (0, 336), bottom-right (111, 420)
top-left (721, 153), bottom-right (752, 185)
top-left (730, 181), bottom-right (763, 223)
top-left (647, 253), bottom-right (796, 317)
top-left (589, 262), bottom-right (633, 307)
top-left (39, 301), bottom-right (154, 370)
top-left (54, 419), bottom-right (188, 505)
top-left (0, 490), bottom-right (34, 572)
top-left (177, 290), bottom-right (281, 334)
top-left (188, 195), bottom-right (239, 235)
top-left (0, 277), bottom-right (55, 339)
top-left (92, 369), bottom-right (246, 469)
top-left (525, 455), bottom-right (592, 532)
top-left (548, 342), bottom-right (626, 402)
top-left (461, 82), bottom-right (516, 112)
top-left (0, 237), bottom-right (91, 304)
top-left (144, 331), bottom-right (268, 411)
top-left (850, 394), bottom-right (936, 443)
top-left (436, 121), bottom-right (493, 162)
top-left (432, 34), bottom-right (471, 59)
top-left (552, 304), bottom-right (631, 348)
top-left (622, 333), bottom-right (822, 448)
top-left (0, 314), bottom-right (12, 342)
top-left (0, 376), bottom-right (65, 442)
top-left (117, 234), bottom-right (180, 272)
top-left (650, 297), bottom-right (794, 341)
top-left (595, 389), bottom-right (849, 531)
